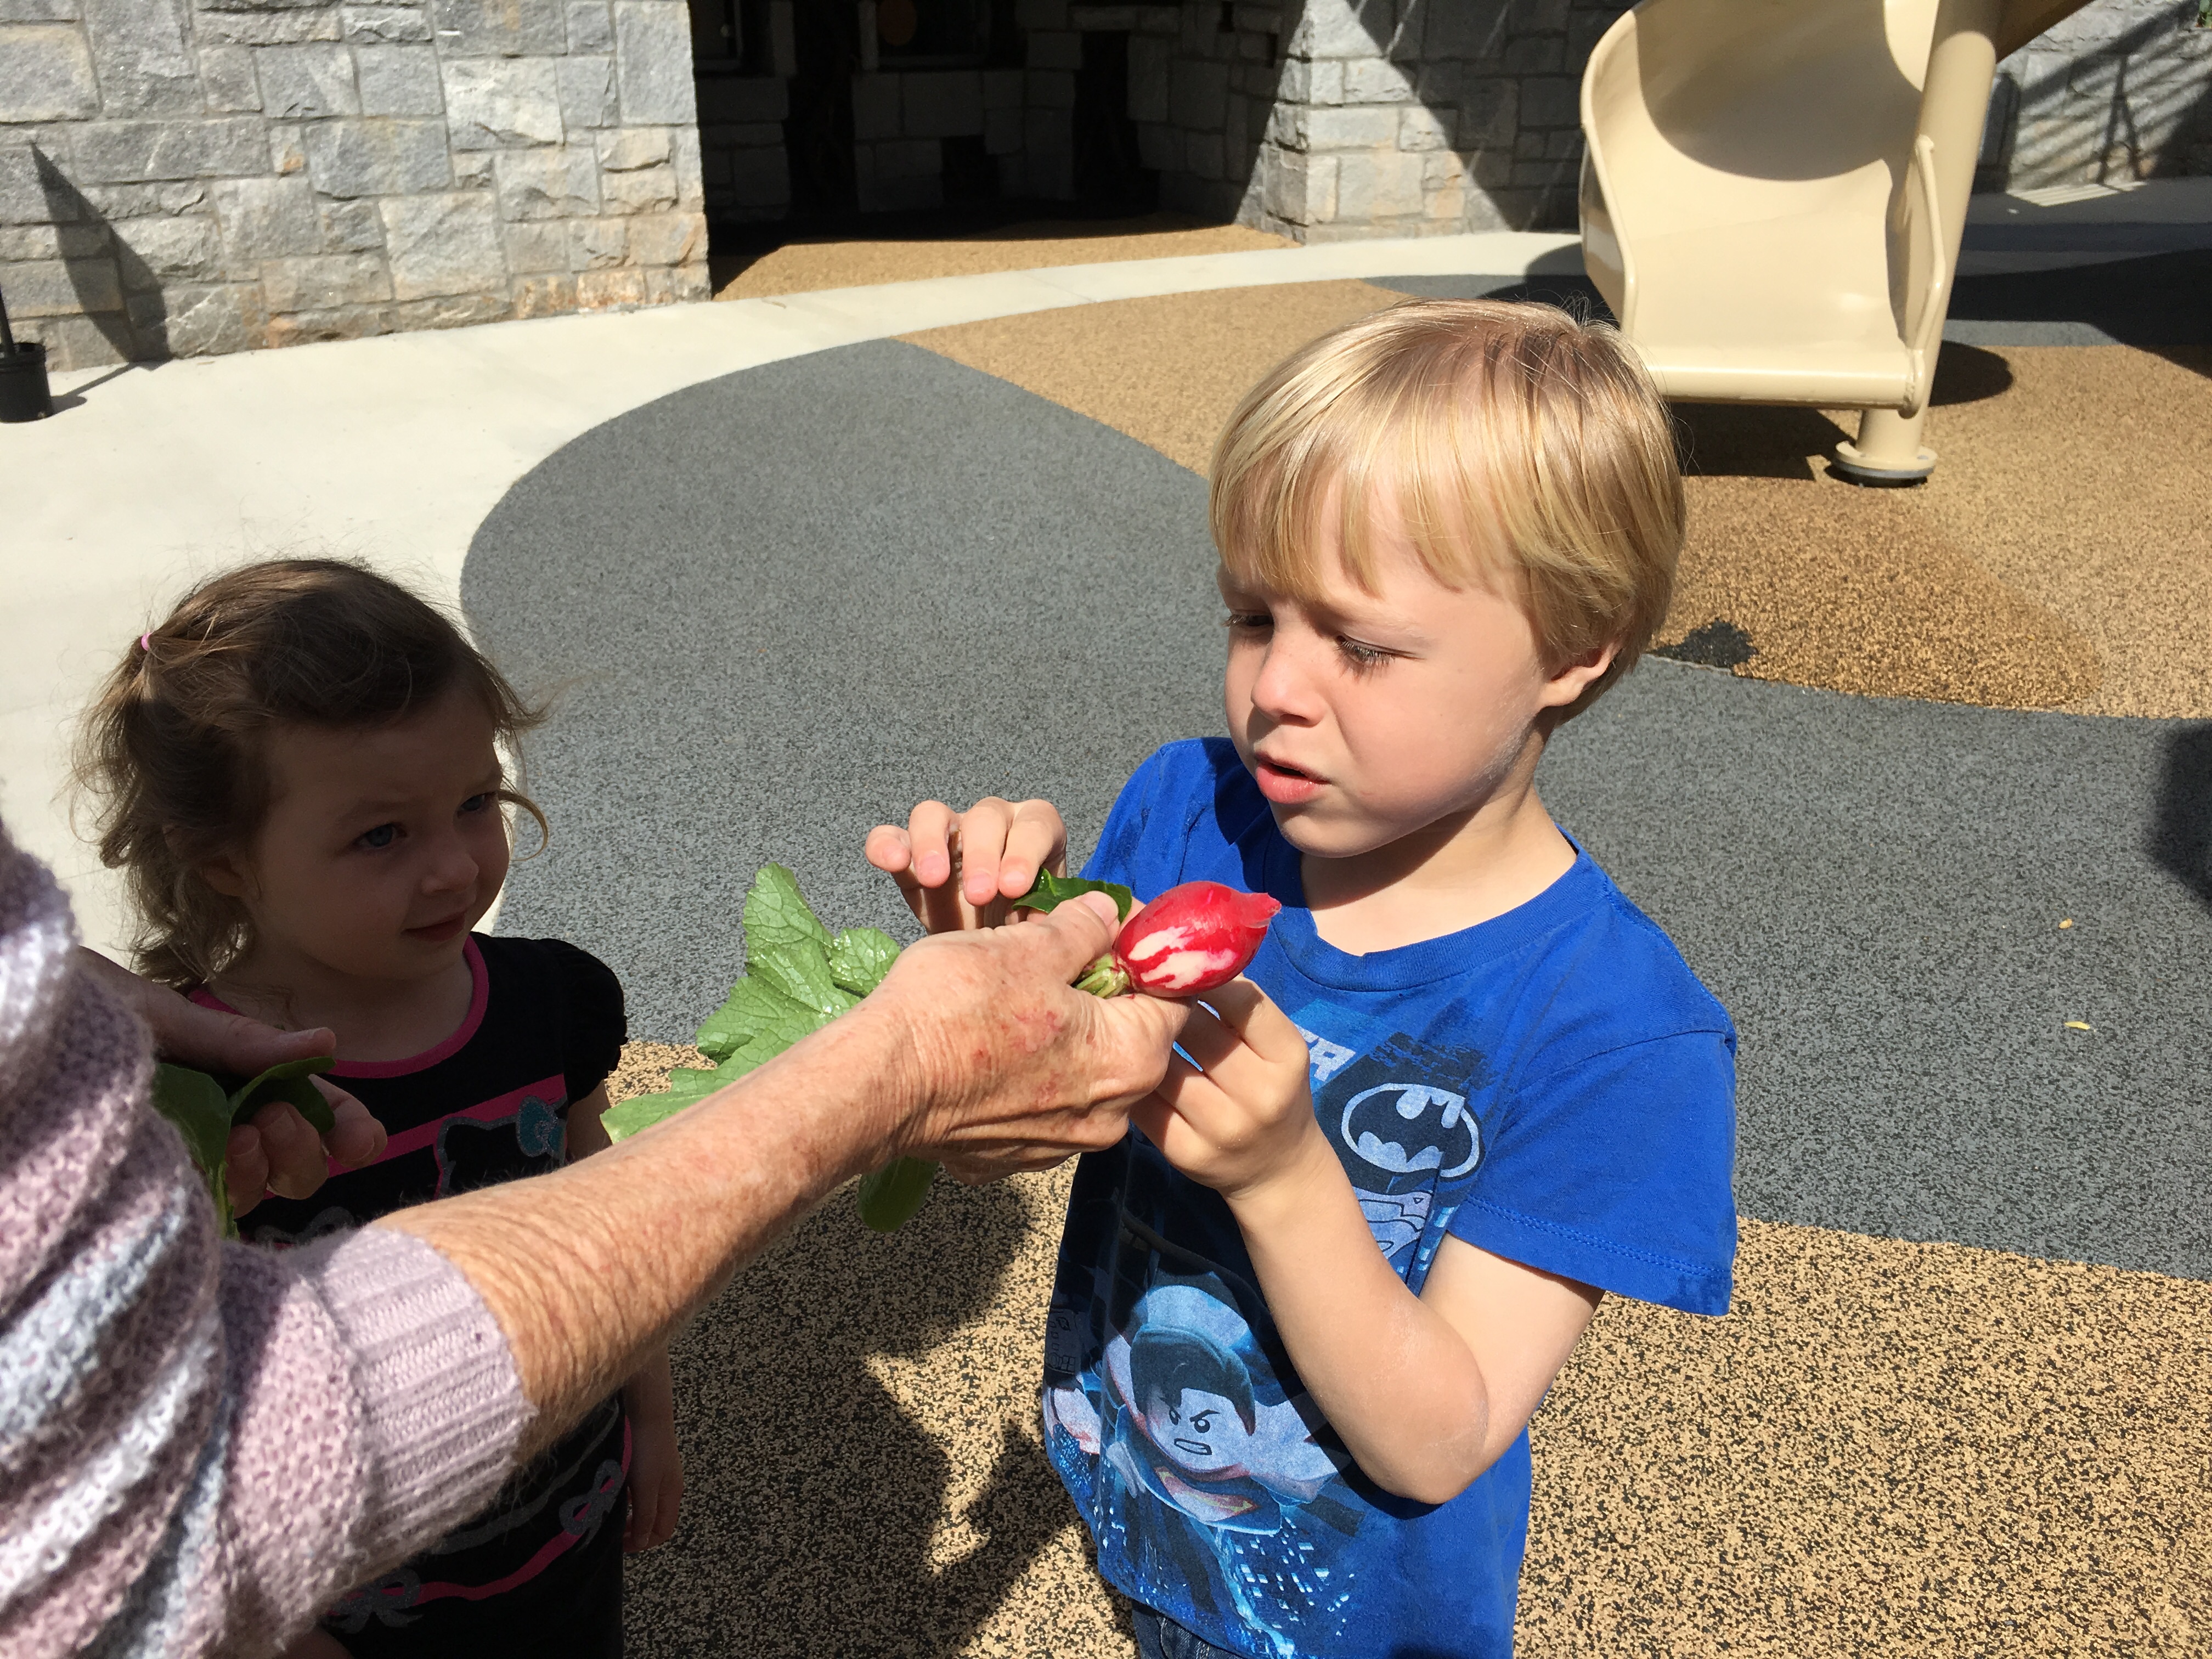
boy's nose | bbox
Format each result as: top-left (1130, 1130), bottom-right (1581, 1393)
top-left (1249, 641), bottom-right (1323, 721)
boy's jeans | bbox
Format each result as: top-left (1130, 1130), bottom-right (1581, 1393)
top-left (1131, 1605), bottom-right (1246, 1659)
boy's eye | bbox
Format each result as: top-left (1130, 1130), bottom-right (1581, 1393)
top-left (356, 823), bottom-right (399, 850)
top-left (1223, 611), bottom-right (1272, 633)
top-left (1336, 636), bottom-right (1392, 670)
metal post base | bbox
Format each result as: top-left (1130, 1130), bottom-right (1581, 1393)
top-left (1832, 407), bottom-right (1936, 486)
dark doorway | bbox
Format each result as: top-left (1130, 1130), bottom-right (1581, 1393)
top-left (785, 0), bottom-right (860, 212)
top-left (1073, 31), bottom-right (1156, 212)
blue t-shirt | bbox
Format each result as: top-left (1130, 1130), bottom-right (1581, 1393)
top-left (1043, 738), bottom-right (1737, 1659)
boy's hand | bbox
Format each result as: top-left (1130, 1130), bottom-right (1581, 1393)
top-left (623, 1351), bottom-right (684, 1553)
top-left (1131, 981), bottom-right (1325, 1203)
top-left (865, 797), bottom-right (1067, 933)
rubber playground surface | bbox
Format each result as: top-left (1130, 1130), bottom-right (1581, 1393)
top-left (452, 216), bottom-right (2212, 1657)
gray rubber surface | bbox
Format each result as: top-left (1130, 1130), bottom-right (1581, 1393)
top-left (464, 341), bottom-right (2211, 1280)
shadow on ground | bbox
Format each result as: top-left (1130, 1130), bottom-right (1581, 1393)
top-left (628, 1177), bottom-right (1113, 1657)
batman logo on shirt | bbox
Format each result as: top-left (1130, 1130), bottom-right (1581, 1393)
top-left (1315, 1034), bottom-right (1486, 1265)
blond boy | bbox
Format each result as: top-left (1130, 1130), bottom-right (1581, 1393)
top-left (870, 301), bottom-right (1736, 1659)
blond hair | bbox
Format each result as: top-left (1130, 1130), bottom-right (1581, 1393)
top-left (1209, 298), bottom-right (1684, 720)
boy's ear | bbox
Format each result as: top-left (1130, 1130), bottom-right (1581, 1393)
top-left (1537, 639), bottom-right (1620, 711)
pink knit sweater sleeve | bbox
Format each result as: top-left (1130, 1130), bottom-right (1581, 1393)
top-left (0, 827), bottom-right (533, 1658)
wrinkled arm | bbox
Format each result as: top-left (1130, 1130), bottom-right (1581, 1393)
top-left (382, 897), bottom-right (1184, 1446)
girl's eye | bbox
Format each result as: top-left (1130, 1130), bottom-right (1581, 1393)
top-left (460, 793), bottom-right (494, 815)
top-left (356, 823), bottom-right (399, 851)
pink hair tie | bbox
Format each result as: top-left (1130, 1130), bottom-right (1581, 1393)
top-left (139, 633), bottom-right (152, 651)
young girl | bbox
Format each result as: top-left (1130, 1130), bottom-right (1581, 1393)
top-left (77, 557), bottom-right (682, 1658)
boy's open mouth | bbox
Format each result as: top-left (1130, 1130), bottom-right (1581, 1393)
top-left (1253, 755), bottom-right (1323, 805)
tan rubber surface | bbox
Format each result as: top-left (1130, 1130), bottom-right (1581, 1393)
top-left (611, 1051), bottom-right (2212, 1658)
top-left (710, 215), bottom-right (1290, 301)
top-left (903, 289), bottom-right (2212, 718)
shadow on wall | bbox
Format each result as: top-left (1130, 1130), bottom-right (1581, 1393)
top-left (2150, 724), bottom-right (2212, 912)
top-left (1982, 3), bottom-right (2212, 187)
top-left (31, 148), bottom-right (164, 365)
top-left (625, 1175), bottom-right (1111, 1657)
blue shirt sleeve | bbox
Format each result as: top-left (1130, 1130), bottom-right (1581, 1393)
top-left (1448, 1030), bottom-right (1737, 1314)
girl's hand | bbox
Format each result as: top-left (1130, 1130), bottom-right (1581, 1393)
top-left (622, 1352), bottom-right (684, 1553)
top-left (864, 797), bottom-right (1067, 933)
top-left (1131, 981), bottom-right (1325, 1204)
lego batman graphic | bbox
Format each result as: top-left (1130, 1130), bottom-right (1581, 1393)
top-left (1312, 1033), bottom-right (1487, 1272)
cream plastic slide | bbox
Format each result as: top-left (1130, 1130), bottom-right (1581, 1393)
top-left (1579, 0), bottom-right (2090, 481)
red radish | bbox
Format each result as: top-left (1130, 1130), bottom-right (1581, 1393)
top-left (1073, 881), bottom-right (1282, 999)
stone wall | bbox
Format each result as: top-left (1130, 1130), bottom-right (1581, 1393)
top-left (0, 0), bottom-right (710, 369)
top-left (1984, 0), bottom-right (2212, 188)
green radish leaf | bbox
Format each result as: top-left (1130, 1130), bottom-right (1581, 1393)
top-left (696, 975), bottom-right (815, 1062)
top-left (827, 928), bottom-right (900, 996)
top-left (228, 1056), bottom-right (337, 1135)
top-left (602, 1058), bottom-right (736, 1142)
top-left (743, 863), bottom-right (831, 957)
top-left (150, 1064), bottom-right (239, 1239)
top-left (748, 941), bottom-right (854, 1018)
top-left (1015, 870), bottom-right (1135, 921)
top-left (856, 1157), bottom-right (939, 1233)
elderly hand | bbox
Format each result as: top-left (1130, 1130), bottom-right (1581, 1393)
top-left (76, 948), bottom-right (387, 1215)
top-left (865, 893), bottom-right (1188, 1182)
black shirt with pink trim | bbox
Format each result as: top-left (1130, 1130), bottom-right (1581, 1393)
top-left (193, 933), bottom-right (635, 1654)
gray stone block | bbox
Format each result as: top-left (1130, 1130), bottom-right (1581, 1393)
top-left (1509, 156), bottom-right (1570, 186)
top-left (266, 303), bottom-right (401, 348)
top-left (1258, 144), bottom-right (1333, 223)
top-left (1170, 58), bottom-right (1229, 129)
top-left (0, 0), bottom-right (81, 19)
top-left (356, 44), bottom-right (443, 115)
top-left (1127, 33), bottom-right (1169, 122)
top-left (1340, 55), bottom-right (1413, 102)
top-left (268, 117), bottom-right (307, 178)
top-left (1026, 28), bottom-right (1080, 69)
top-left (261, 249), bottom-right (390, 310)
top-left (390, 289), bottom-right (508, 329)
top-left (1334, 146), bottom-right (1425, 219)
top-left (82, 0), bottom-right (201, 115)
top-left (695, 73), bottom-right (785, 121)
top-left (79, 178), bottom-right (209, 217)
top-left (514, 269), bottom-right (574, 315)
top-left (493, 144), bottom-right (598, 216)
top-left (427, 0), bottom-right (563, 54)
top-left (211, 172), bottom-right (320, 262)
top-left (1135, 119), bottom-right (1180, 171)
top-left (504, 216), bottom-right (566, 270)
top-left (1187, 129), bottom-right (1224, 179)
top-left (342, 3), bottom-right (430, 40)
top-left (984, 103), bottom-right (1021, 155)
top-left (623, 205), bottom-right (696, 263)
top-left (1291, 103), bottom-right (1396, 150)
top-left (1519, 74), bottom-right (1577, 127)
top-left (1420, 0), bottom-right (1509, 59)
top-left (4, 252), bottom-right (121, 314)
top-left (111, 211), bottom-right (221, 286)
top-left (903, 70), bottom-right (981, 138)
top-left (1399, 102), bottom-right (1450, 150)
top-left (0, 25), bottom-right (100, 121)
top-left (851, 72), bottom-right (898, 140)
top-left (1458, 76), bottom-right (1517, 147)
top-left (318, 195), bottom-right (383, 249)
top-left (1545, 126), bottom-right (1582, 159)
top-left (453, 146), bottom-right (493, 184)
top-left (1286, 0), bottom-right (1396, 59)
top-left (15, 311), bottom-right (133, 369)
top-left (257, 43), bottom-right (360, 117)
top-left (566, 0), bottom-right (611, 51)
top-left (1025, 69), bottom-right (1073, 109)
top-left (576, 264), bottom-right (647, 306)
top-left (983, 66), bottom-right (1021, 110)
top-left (199, 45), bottom-right (260, 110)
top-left (1014, 0), bottom-right (1066, 27)
top-left (1514, 127), bottom-right (1545, 159)
top-left (380, 187), bottom-right (501, 297)
top-left (557, 56), bottom-right (618, 128)
top-left (600, 158), bottom-right (675, 211)
top-left (1068, 3), bottom-right (1133, 25)
top-left (670, 121), bottom-right (701, 205)
top-left (0, 219), bottom-right (106, 257)
top-left (1502, 33), bottom-right (1563, 72)
top-left (301, 117), bottom-right (451, 194)
top-left (1510, 0), bottom-right (1569, 32)
top-left (567, 214), bottom-right (625, 268)
top-left (614, 1), bottom-right (695, 125)
top-left (75, 119), bottom-right (268, 181)
top-left (443, 58), bottom-right (563, 148)
top-left (597, 125), bottom-right (670, 168)
top-left (196, 8), bottom-right (341, 43)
